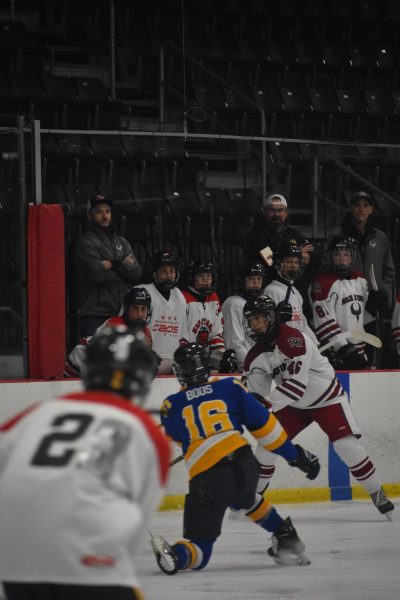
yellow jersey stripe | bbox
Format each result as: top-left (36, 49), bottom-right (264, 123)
top-left (187, 435), bottom-right (248, 480)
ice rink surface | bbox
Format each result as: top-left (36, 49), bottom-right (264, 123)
top-left (139, 500), bottom-right (400, 600)
top-left (0, 500), bottom-right (398, 600)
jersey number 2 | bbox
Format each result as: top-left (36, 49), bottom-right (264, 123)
top-left (31, 413), bottom-right (93, 467)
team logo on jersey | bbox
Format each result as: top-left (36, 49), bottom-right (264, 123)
top-left (81, 555), bottom-right (115, 567)
top-left (153, 315), bottom-right (179, 335)
top-left (192, 318), bottom-right (212, 346)
top-left (312, 281), bottom-right (322, 294)
top-left (350, 302), bottom-right (362, 321)
top-left (288, 336), bottom-right (302, 347)
top-left (196, 324), bottom-right (210, 346)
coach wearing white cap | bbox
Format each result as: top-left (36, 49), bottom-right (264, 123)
top-left (246, 193), bottom-right (320, 318)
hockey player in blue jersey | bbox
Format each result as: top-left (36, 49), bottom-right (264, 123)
top-left (150, 343), bottom-right (320, 574)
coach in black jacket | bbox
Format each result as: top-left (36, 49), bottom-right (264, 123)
top-left (75, 195), bottom-right (142, 337)
top-left (246, 193), bottom-right (321, 320)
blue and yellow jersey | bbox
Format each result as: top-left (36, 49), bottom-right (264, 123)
top-left (161, 377), bottom-right (289, 480)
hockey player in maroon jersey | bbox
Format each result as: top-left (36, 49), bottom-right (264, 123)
top-left (64, 286), bottom-right (154, 377)
top-left (308, 236), bottom-right (369, 370)
top-left (0, 327), bottom-right (170, 600)
top-left (243, 295), bottom-right (394, 519)
top-left (182, 258), bottom-right (238, 373)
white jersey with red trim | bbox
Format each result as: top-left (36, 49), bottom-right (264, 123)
top-left (308, 269), bottom-right (369, 351)
top-left (66, 317), bottom-right (152, 376)
top-left (0, 392), bottom-right (170, 587)
top-left (391, 293), bottom-right (400, 356)
top-left (136, 283), bottom-right (188, 362)
top-left (244, 324), bottom-right (346, 411)
top-left (222, 294), bottom-right (254, 370)
top-left (263, 279), bottom-right (319, 346)
top-left (182, 288), bottom-right (225, 359)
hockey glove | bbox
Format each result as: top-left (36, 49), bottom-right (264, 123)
top-left (289, 444), bottom-right (321, 480)
top-left (251, 392), bottom-right (272, 409)
top-left (276, 301), bottom-right (293, 323)
top-left (218, 349), bottom-right (239, 373)
top-left (366, 289), bottom-right (387, 316)
top-left (150, 350), bottom-right (162, 378)
top-left (336, 344), bottom-right (368, 370)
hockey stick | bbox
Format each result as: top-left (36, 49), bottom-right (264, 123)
top-left (169, 454), bottom-right (184, 467)
top-left (319, 329), bottom-right (382, 354)
top-left (369, 264), bottom-right (382, 367)
top-left (259, 245), bottom-right (274, 267)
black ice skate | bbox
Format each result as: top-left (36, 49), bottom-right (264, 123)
top-left (370, 488), bottom-right (394, 521)
top-left (267, 517), bottom-right (311, 566)
top-left (150, 533), bottom-right (178, 575)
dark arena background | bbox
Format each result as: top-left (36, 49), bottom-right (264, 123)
top-left (1, 0), bottom-right (400, 378)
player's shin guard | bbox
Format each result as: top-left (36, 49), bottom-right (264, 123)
top-left (255, 445), bottom-right (276, 494)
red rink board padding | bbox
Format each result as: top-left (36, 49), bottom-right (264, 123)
top-left (28, 204), bottom-right (65, 378)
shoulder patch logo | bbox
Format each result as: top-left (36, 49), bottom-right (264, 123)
top-left (312, 281), bottom-right (322, 293)
top-left (288, 336), bottom-right (303, 348)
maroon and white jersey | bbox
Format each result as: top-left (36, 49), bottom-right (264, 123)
top-left (0, 391), bottom-right (170, 587)
top-left (182, 288), bottom-right (225, 360)
top-left (264, 279), bottom-right (318, 346)
top-left (136, 283), bottom-right (188, 371)
top-left (391, 293), bottom-right (400, 356)
top-left (244, 324), bottom-right (345, 411)
top-left (308, 269), bottom-right (368, 351)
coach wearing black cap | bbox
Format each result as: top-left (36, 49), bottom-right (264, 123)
top-left (340, 191), bottom-right (395, 314)
top-left (75, 194), bottom-right (142, 337)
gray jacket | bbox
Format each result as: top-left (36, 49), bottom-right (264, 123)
top-left (334, 214), bottom-right (396, 305)
top-left (75, 225), bottom-right (142, 317)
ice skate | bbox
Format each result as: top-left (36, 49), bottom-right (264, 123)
top-left (370, 488), bottom-right (394, 521)
top-left (150, 533), bottom-right (178, 575)
top-left (267, 517), bottom-right (311, 566)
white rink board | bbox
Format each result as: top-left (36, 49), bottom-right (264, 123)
top-left (0, 372), bottom-right (399, 495)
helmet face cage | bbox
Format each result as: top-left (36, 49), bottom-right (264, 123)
top-left (173, 343), bottom-right (210, 387)
top-left (328, 236), bottom-right (357, 277)
top-left (240, 261), bottom-right (266, 297)
top-left (274, 241), bottom-right (303, 281)
top-left (123, 287), bottom-right (152, 326)
top-left (243, 295), bottom-right (278, 343)
top-left (152, 250), bottom-right (179, 289)
top-left (82, 326), bottom-right (154, 402)
top-left (187, 259), bottom-right (216, 294)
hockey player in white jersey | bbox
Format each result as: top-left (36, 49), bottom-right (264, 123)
top-left (0, 326), bottom-right (170, 600)
top-left (242, 295), bottom-right (394, 519)
top-left (222, 260), bottom-right (266, 370)
top-left (264, 240), bottom-right (318, 346)
top-left (137, 249), bottom-right (189, 374)
top-left (308, 236), bottom-right (369, 370)
top-left (182, 258), bottom-right (238, 373)
top-left (65, 286), bottom-right (154, 377)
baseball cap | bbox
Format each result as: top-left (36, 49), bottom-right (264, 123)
top-left (86, 194), bottom-right (113, 212)
top-left (349, 191), bottom-right (374, 206)
top-left (262, 193), bottom-right (288, 209)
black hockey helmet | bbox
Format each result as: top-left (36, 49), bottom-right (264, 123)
top-left (187, 258), bottom-right (216, 294)
top-left (274, 239), bottom-right (303, 281)
top-left (123, 286), bottom-right (152, 326)
top-left (328, 235), bottom-right (358, 277)
top-left (239, 260), bottom-right (267, 297)
top-left (82, 326), bottom-right (155, 401)
top-left (243, 295), bottom-right (278, 343)
top-left (173, 343), bottom-right (210, 388)
top-left (152, 249), bottom-right (179, 290)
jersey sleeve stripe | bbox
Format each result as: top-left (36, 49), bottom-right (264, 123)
top-left (0, 404), bottom-right (39, 432)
